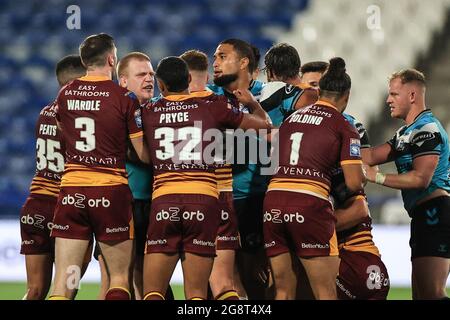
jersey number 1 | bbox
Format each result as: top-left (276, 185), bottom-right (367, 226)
top-left (289, 132), bottom-right (304, 165)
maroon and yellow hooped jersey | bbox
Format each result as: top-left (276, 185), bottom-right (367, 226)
top-left (56, 75), bottom-right (143, 187)
top-left (29, 101), bottom-right (64, 197)
top-left (142, 91), bottom-right (243, 200)
top-left (268, 100), bottom-right (362, 200)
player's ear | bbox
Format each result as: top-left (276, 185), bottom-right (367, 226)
top-left (240, 57), bottom-right (249, 71)
top-left (119, 75), bottom-right (127, 88)
top-left (188, 73), bottom-right (192, 85)
top-left (107, 53), bottom-right (115, 68)
top-left (409, 89), bottom-right (416, 104)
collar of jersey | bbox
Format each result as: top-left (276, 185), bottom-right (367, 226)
top-left (316, 99), bottom-right (338, 110)
top-left (78, 75), bottom-right (110, 82)
top-left (404, 109), bottom-right (432, 129)
top-left (412, 109), bottom-right (432, 123)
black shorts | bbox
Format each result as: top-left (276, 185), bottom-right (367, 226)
top-left (234, 193), bottom-right (265, 253)
top-left (133, 199), bottom-right (151, 256)
top-left (410, 196), bottom-right (450, 259)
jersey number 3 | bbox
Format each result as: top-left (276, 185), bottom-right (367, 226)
top-left (75, 117), bottom-right (95, 152)
top-left (155, 127), bottom-right (201, 161)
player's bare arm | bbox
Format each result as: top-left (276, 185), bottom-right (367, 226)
top-left (341, 163), bottom-right (366, 192)
top-left (335, 196), bottom-right (369, 232)
top-left (362, 143), bottom-right (396, 166)
top-left (130, 136), bottom-right (150, 164)
top-left (366, 154), bottom-right (439, 189)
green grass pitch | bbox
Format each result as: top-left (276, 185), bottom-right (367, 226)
top-left (1, 282), bottom-right (448, 300)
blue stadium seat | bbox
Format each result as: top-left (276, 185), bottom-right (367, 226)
top-left (0, 0), bottom-right (309, 217)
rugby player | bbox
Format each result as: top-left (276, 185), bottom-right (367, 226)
top-left (263, 57), bottom-right (365, 299)
top-left (141, 56), bottom-right (271, 300)
top-left (363, 69), bottom-right (450, 300)
top-left (49, 33), bottom-right (148, 300)
top-left (181, 49), bottom-right (240, 300)
top-left (20, 55), bottom-right (86, 300)
top-left (211, 38), bottom-right (317, 299)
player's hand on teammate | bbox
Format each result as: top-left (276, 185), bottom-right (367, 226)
top-left (233, 89), bottom-right (258, 107)
top-left (363, 163), bottom-right (378, 183)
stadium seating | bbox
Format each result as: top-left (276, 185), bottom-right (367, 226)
top-left (274, 0), bottom-right (450, 126)
top-left (1, 0), bottom-right (448, 220)
top-left (0, 0), bottom-right (309, 217)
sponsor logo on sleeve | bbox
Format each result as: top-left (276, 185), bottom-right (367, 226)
top-left (411, 131), bottom-right (435, 146)
top-left (285, 84), bottom-right (295, 94)
top-left (350, 138), bottom-right (361, 157)
top-left (134, 108), bottom-right (142, 128)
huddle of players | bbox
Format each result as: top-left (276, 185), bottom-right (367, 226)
top-left (19, 32), bottom-right (449, 300)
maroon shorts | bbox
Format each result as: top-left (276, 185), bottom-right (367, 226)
top-left (337, 249), bottom-right (390, 300)
top-left (145, 194), bottom-right (219, 257)
top-left (51, 185), bottom-right (134, 242)
top-left (216, 192), bottom-right (239, 250)
top-left (263, 191), bottom-right (338, 258)
top-left (20, 194), bottom-right (57, 255)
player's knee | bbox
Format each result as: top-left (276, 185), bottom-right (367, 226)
top-left (271, 268), bottom-right (294, 286)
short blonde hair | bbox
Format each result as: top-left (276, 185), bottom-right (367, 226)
top-left (389, 68), bottom-right (426, 87)
top-left (117, 52), bottom-right (151, 77)
top-left (179, 50), bottom-right (208, 72)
